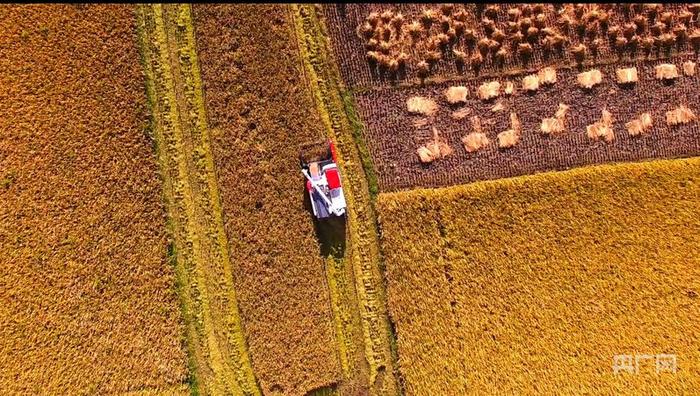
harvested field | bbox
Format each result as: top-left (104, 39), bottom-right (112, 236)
top-left (354, 54), bottom-right (700, 191)
top-left (377, 157), bottom-right (700, 395)
top-left (192, 4), bottom-right (341, 394)
top-left (325, 3), bottom-right (700, 87)
top-left (0, 4), bottom-right (188, 394)
top-left (292, 5), bottom-right (399, 395)
top-left (137, 4), bottom-right (257, 394)
top-left (321, 4), bottom-right (700, 192)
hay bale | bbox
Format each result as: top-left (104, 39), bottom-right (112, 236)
top-left (522, 74), bottom-right (540, 91)
top-left (477, 81), bottom-right (501, 100)
top-left (498, 112), bottom-right (522, 149)
top-left (577, 69), bottom-right (603, 89)
top-left (416, 146), bottom-right (435, 163)
top-left (586, 122), bottom-right (614, 142)
top-left (587, 109), bottom-right (614, 142)
top-left (625, 119), bottom-right (644, 136)
top-left (538, 67), bottom-right (557, 85)
top-left (683, 61), bottom-right (696, 76)
top-left (616, 67), bottom-right (638, 84)
top-left (445, 86), bottom-right (469, 104)
top-left (462, 116), bottom-right (489, 152)
top-left (462, 133), bottom-right (490, 152)
top-left (504, 81), bottom-right (515, 95)
top-left (655, 63), bottom-right (678, 80)
top-left (639, 112), bottom-right (653, 129)
top-left (541, 117), bottom-right (565, 134)
top-left (425, 141), bottom-right (442, 158)
top-left (540, 103), bottom-right (569, 135)
top-left (417, 127), bottom-right (453, 164)
top-left (497, 129), bottom-right (519, 148)
top-left (626, 112), bottom-right (653, 136)
top-left (407, 96), bottom-right (438, 116)
top-left (666, 105), bottom-right (696, 126)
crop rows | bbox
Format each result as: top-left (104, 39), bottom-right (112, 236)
top-left (353, 54), bottom-right (700, 191)
top-left (325, 3), bottom-right (700, 88)
top-left (136, 4), bottom-right (258, 395)
top-left (0, 4), bottom-right (188, 394)
top-left (192, 5), bottom-right (342, 395)
top-left (292, 5), bottom-right (400, 395)
top-left (377, 157), bottom-right (700, 395)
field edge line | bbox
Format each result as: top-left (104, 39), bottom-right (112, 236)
top-left (136, 4), bottom-right (261, 395)
top-left (135, 5), bottom-right (204, 395)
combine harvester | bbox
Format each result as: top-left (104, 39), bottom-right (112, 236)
top-left (300, 139), bottom-right (347, 220)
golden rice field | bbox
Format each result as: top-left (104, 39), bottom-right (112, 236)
top-left (0, 4), bottom-right (188, 394)
top-left (377, 157), bottom-right (700, 395)
top-left (2, 3), bottom-right (698, 395)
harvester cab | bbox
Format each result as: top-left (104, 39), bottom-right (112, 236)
top-left (299, 139), bottom-right (347, 220)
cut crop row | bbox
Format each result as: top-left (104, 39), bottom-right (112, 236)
top-left (293, 5), bottom-right (400, 395)
top-left (377, 157), bottom-right (700, 395)
top-left (137, 4), bottom-right (260, 395)
top-left (192, 4), bottom-right (341, 395)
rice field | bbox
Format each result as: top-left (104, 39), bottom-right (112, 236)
top-left (2, 4), bottom-right (698, 395)
top-left (377, 157), bottom-right (700, 395)
top-left (136, 4), bottom-right (257, 394)
top-left (0, 4), bottom-right (188, 394)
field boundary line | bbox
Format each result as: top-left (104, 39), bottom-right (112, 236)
top-left (290, 5), bottom-right (400, 395)
top-left (173, 5), bottom-right (260, 394)
top-left (136, 4), bottom-right (260, 395)
top-left (136, 6), bottom-right (210, 394)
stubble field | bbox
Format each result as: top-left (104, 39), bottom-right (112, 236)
top-left (354, 55), bottom-right (700, 191)
top-left (324, 3), bottom-right (700, 192)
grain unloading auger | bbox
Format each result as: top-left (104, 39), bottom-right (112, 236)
top-left (299, 139), bottom-right (347, 219)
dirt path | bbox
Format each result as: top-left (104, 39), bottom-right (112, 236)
top-left (136, 5), bottom-right (259, 395)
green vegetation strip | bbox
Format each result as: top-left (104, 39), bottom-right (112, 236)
top-left (291, 4), bottom-right (400, 395)
top-left (136, 5), bottom-right (260, 395)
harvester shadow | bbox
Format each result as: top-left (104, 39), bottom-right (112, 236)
top-left (302, 183), bottom-right (347, 259)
